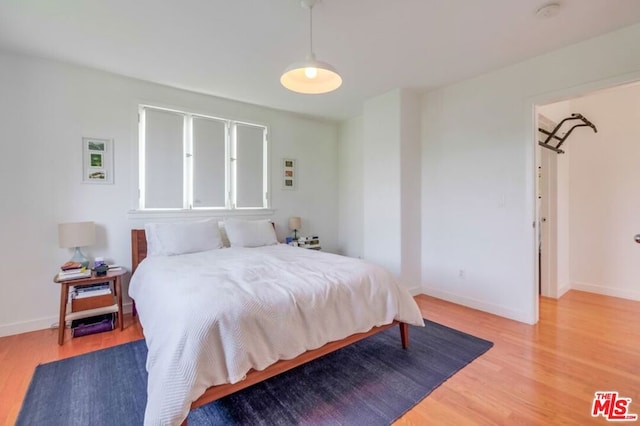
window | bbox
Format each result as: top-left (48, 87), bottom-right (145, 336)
top-left (138, 105), bottom-right (269, 210)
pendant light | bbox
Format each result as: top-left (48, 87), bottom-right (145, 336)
top-left (280, 0), bottom-right (342, 94)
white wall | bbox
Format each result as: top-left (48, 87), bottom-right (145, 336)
top-left (337, 116), bottom-right (364, 257)
top-left (567, 83), bottom-right (640, 300)
top-left (0, 50), bottom-right (339, 337)
top-left (421, 23), bottom-right (640, 324)
top-left (399, 91), bottom-right (422, 291)
top-left (359, 89), bottom-right (421, 293)
top-left (363, 91), bottom-right (402, 276)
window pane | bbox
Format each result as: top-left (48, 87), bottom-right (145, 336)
top-left (235, 124), bottom-right (265, 208)
top-left (193, 117), bottom-right (226, 208)
top-left (144, 109), bottom-right (184, 208)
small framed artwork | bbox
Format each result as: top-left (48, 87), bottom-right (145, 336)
top-left (282, 158), bottom-right (296, 190)
top-left (82, 137), bottom-right (114, 184)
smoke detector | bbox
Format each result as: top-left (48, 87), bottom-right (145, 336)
top-left (536, 3), bottom-right (561, 19)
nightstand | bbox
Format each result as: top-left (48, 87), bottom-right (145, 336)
top-left (53, 269), bottom-right (126, 345)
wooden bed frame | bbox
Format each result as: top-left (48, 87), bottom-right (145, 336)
top-left (130, 229), bottom-right (409, 424)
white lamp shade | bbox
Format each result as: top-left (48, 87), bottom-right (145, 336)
top-left (288, 217), bottom-right (302, 231)
top-left (280, 59), bottom-right (342, 94)
top-left (58, 221), bottom-right (96, 248)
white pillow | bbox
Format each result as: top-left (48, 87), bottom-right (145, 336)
top-left (223, 219), bottom-right (278, 248)
top-left (144, 219), bottom-right (223, 256)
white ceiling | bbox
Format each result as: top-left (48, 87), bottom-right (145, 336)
top-left (2, 0), bottom-right (640, 121)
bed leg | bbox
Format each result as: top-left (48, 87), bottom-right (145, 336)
top-left (132, 300), bottom-right (137, 317)
top-left (399, 322), bottom-right (409, 349)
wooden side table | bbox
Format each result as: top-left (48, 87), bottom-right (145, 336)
top-left (53, 269), bottom-right (126, 345)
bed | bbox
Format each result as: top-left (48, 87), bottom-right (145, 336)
top-left (129, 220), bottom-right (424, 425)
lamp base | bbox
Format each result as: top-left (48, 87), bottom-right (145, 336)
top-left (70, 247), bottom-right (90, 268)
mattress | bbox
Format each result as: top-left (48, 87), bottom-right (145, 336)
top-left (129, 244), bottom-right (424, 425)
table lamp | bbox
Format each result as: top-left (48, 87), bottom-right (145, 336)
top-left (58, 221), bottom-right (96, 268)
top-left (288, 216), bottom-right (301, 240)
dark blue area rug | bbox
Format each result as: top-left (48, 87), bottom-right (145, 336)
top-left (18, 320), bottom-right (492, 426)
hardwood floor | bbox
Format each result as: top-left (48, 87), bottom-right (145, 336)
top-left (0, 316), bottom-right (144, 426)
top-left (398, 291), bottom-right (640, 425)
top-left (1, 291), bottom-right (638, 425)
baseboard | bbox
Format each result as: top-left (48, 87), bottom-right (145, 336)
top-left (0, 302), bottom-right (135, 338)
top-left (556, 283), bottom-right (571, 298)
top-left (0, 316), bottom-right (59, 338)
top-left (421, 287), bottom-right (536, 324)
top-left (408, 285), bottom-right (423, 296)
top-left (571, 282), bottom-right (640, 301)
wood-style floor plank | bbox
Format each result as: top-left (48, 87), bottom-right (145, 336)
top-left (398, 292), bottom-right (640, 425)
top-left (1, 291), bottom-right (638, 425)
top-left (0, 316), bottom-right (143, 426)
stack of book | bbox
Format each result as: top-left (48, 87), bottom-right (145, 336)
top-left (297, 236), bottom-right (321, 250)
top-left (70, 282), bottom-right (114, 312)
top-left (72, 282), bottom-right (111, 299)
top-left (57, 267), bottom-right (91, 281)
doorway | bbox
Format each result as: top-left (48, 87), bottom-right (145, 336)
top-left (534, 81), bottom-right (640, 304)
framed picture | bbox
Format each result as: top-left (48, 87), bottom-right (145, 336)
top-left (82, 137), bottom-right (114, 184)
top-left (282, 158), bottom-right (296, 190)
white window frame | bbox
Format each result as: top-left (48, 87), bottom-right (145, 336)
top-left (137, 105), bottom-right (270, 213)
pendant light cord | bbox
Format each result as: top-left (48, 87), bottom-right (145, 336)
top-left (308, 4), bottom-right (314, 55)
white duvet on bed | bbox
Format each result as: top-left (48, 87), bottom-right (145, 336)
top-left (129, 244), bottom-right (424, 425)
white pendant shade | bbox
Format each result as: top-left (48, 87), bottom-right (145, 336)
top-left (280, 0), bottom-right (342, 94)
top-left (280, 56), bottom-right (342, 94)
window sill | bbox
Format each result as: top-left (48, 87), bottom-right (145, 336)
top-left (127, 208), bottom-right (275, 220)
